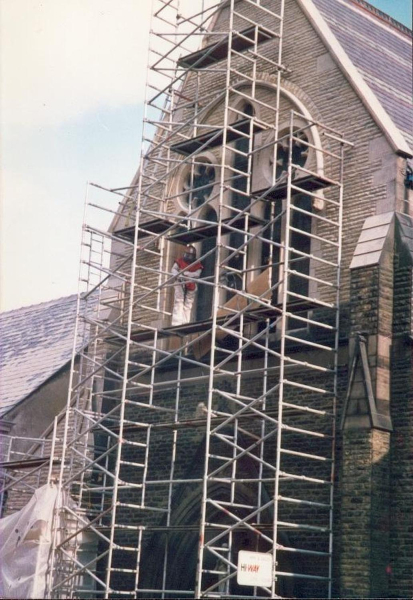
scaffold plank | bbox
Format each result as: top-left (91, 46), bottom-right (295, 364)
top-left (114, 214), bottom-right (265, 245)
top-left (168, 214), bottom-right (265, 244)
top-left (177, 25), bottom-right (276, 70)
top-left (254, 173), bottom-right (332, 200)
top-left (0, 456), bottom-right (60, 470)
top-left (105, 300), bottom-right (320, 345)
top-left (114, 218), bottom-right (176, 242)
top-left (170, 118), bottom-right (266, 156)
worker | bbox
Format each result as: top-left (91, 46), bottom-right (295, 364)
top-left (171, 245), bottom-right (203, 326)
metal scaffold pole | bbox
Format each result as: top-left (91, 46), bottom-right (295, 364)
top-left (1, 1), bottom-right (353, 598)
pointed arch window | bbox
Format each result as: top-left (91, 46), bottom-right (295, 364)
top-left (226, 102), bottom-right (255, 299)
top-left (196, 206), bottom-right (218, 322)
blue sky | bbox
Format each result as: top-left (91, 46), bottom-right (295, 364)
top-left (0, 0), bottom-right (411, 311)
top-left (371, 0), bottom-right (412, 24)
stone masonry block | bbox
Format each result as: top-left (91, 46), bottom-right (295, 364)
top-left (317, 52), bottom-right (335, 73)
top-left (368, 135), bottom-right (392, 161)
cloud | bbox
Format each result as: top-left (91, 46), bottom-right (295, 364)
top-left (0, 0), bottom-right (151, 128)
top-left (0, 103), bottom-right (144, 311)
top-left (0, 168), bottom-right (80, 310)
top-left (0, 0), bottom-right (223, 130)
top-left (0, 0), bottom-right (220, 311)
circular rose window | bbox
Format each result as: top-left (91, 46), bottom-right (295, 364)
top-left (181, 159), bottom-right (216, 211)
top-left (270, 128), bottom-right (310, 181)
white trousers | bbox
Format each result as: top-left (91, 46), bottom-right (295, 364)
top-left (172, 284), bottom-right (196, 325)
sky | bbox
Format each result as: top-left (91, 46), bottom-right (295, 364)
top-left (0, 0), bottom-right (411, 312)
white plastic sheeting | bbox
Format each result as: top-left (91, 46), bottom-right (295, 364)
top-left (0, 484), bottom-right (58, 599)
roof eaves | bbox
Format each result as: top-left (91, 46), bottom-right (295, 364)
top-left (296, 0), bottom-right (413, 158)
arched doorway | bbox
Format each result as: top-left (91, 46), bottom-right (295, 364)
top-left (138, 437), bottom-right (297, 598)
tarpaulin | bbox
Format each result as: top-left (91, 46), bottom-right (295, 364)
top-left (0, 484), bottom-right (58, 599)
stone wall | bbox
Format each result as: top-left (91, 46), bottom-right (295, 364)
top-left (388, 227), bottom-right (413, 598)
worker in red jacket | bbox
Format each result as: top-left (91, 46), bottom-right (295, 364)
top-left (171, 245), bottom-right (203, 326)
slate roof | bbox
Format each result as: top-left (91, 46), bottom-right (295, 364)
top-left (312, 0), bottom-right (413, 150)
top-left (0, 295), bottom-right (82, 418)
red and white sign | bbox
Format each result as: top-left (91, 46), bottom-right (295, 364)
top-left (237, 550), bottom-right (273, 587)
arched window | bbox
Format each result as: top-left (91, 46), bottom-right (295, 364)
top-left (260, 194), bottom-right (312, 315)
top-left (137, 435), bottom-right (297, 597)
top-left (275, 127), bottom-right (309, 180)
top-left (227, 103), bottom-right (255, 299)
top-left (180, 158), bottom-right (216, 212)
top-left (196, 207), bottom-right (217, 322)
top-left (257, 122), bottom-right (313, 326)
top-left (288, 193), bottom-right (312, 328)
top-left (261, 198), bottom-right (283, 302)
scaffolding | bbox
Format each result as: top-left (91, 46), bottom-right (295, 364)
top-left (44, 0), bottom-right (352, 597)
top-left (0, 435), bottom-right (55, 518)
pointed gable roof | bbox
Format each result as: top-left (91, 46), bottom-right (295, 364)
top-left (298, 0), bottom-right (412, 156)
top-left (0, 295), bottom-right (80, 417)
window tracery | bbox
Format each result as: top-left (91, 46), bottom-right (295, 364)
top-left (167, 87), bottom-right (322, 331)
top-left (182, 159), bottom-right (216, 211)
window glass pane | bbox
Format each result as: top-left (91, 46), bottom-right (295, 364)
top-left (288, 194), bottom-right (312, 329)
top-left (196, 208), bottom-right (217, 321)
top-left (227, 104), bottom-right (254, 299)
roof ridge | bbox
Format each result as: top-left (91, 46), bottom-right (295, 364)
top-left (0, 293), bottom-right (78, 316)
top-left (347, 0), bottom-right (412, 36)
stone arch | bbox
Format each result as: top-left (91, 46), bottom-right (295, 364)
top-left (198, 75), bottom-right (326, 181)
top-left (228, 91), bottom-right (260, 123)
top-left (139, 436), bottom-right (298, 598)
